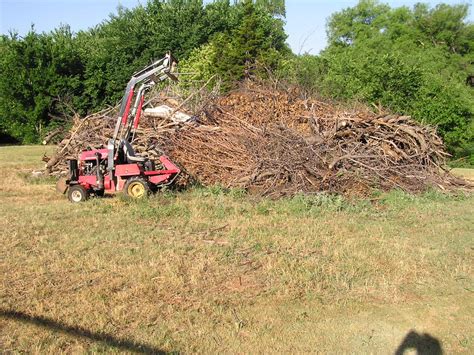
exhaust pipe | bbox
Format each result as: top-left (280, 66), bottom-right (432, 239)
top-left (95, 153), bottom-right (104, 189)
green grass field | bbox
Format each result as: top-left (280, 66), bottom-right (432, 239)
top-left (1, 146), bottom-right (473, 353)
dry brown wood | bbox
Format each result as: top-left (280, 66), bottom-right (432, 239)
top-left (44, 80), bottom-right (472, 197)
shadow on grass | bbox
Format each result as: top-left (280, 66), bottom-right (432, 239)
top-left (395, 330), bottom-right (443, 355)
top-left (1, 309), bottom-right (167, 354)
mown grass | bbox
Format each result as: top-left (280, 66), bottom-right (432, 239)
top-left (452, 167), bottom-right (474, 182)
top-left (1, 145), bottom-right (473, 353)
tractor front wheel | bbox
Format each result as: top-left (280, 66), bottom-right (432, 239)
top-left (124, 178), bottom-right (150, 199)
top-left (67, 185), bottom-right (89, 203)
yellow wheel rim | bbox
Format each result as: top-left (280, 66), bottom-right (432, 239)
top-left (127, 182), bottom-right (146, 198)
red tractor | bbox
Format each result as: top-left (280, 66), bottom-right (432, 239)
top-left (57, 53), bottom-right (180, 202)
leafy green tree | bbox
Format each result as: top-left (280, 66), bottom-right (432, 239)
top-left (412, 3), bottom-right (473, 54)
top-left (180, 0), bottom-right (289, 89)
top-left (286, 0), bottom-right (473, 158)
top-left (0, 26), bottom-right (83, 143)
top-left (239, 0), bottom-right (286, 17)
top-left (75, 0), bottom-right (254, 109)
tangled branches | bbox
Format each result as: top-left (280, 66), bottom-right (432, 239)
top-left (46, 81), bottom-right (471, 197)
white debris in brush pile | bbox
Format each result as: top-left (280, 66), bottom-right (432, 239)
top-left (144, 105), bottom-right (192, 123)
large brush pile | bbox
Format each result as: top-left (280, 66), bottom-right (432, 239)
top-left (45, 81), bottom-right (470, 197)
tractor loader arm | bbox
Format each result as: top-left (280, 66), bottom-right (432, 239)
top-left (112, 52), bottom-right (178, 146)
top-left (107, 52), bottom-right (178, 176)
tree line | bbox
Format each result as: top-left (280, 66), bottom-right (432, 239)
top-left (280, 0), bottom-right (474, 162)
top-left (0, 0), bottom-right (472, 162)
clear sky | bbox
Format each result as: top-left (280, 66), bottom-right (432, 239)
top-left (1, 0), bottom-right (472, 54)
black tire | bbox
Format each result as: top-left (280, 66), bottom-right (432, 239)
top-left (124, 177), bottom-right (150, 199)
top-left (94, 189), bottom-right (105, 197)
top-left (67, 185), bottom-right (89, 203)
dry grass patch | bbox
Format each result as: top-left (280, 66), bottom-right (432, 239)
top-left (1, 146), bottom-right (473, 353)
top-left (452, 167), bottom-right (474, 182)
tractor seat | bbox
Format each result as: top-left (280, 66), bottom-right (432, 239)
top-left (120, 140), bottom-right (147, 164)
